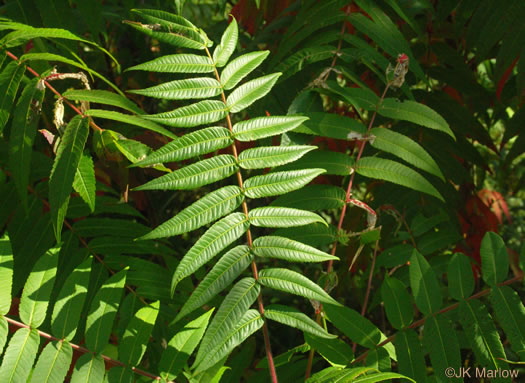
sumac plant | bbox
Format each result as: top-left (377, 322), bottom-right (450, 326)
top-left (0, 2), bottom-right (524, 383)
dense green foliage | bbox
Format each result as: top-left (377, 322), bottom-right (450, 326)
top-left (0, 0), bottom-right (524, 382)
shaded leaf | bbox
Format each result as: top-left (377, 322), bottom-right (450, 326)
top-left (409, 250), bottom-right (442, 315)
top-left (480, 231), bottom-right (509, 286)
top-left (304, 333), bottom-right (353, 368)
top-left (271, 185), bottom-right (346, 211)
top-left (0, 61), bottom-right (26, 132)
top-left (63, 89), bottom-right (143, 114)
top-left (395, 329), bottom-right (427, 383)
top-left (448, 253), bottom-right (474, 300)
top-left (72, 152), bottom-right (96, 213)
top-left (381, 276), bottom-right (413, 330)
top-left (490, 285), bottom-right (525, 356)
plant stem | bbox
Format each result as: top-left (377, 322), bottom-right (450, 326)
top-left (351, 274), bottom-right (523, 365)
top-left (4, 316), bottom-right (169, 382)
top-left (5, 50), bottom-right (103, 133)
top-left (205, 47), bottom-right (278, 383)
top-left (305, 82), bottom-right (390, 379)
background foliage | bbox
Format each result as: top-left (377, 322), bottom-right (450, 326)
top-left (0, 0), bottom-right (524, 382)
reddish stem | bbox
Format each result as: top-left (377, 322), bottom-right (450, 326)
top-left (4, 316), bottom-right (168, 382)
top-left (205, 47), bottom-right (278, 383)
top-left (5, 50), bottom-right (103, 133)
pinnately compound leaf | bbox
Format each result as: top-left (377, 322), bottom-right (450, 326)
top-left (253, 236), bottom-right (338, 263)
top-left (30, 340), bottom-right (72, 383)
top-left (243, 169), bottom-right (325, 199)
top-left (194, 309), bottom-right (263, 373)
top-left (213, 17), bottom-right (238, 67)
top-left (159, 309), bottom-right (214, 382)
top-left (139, 185), bottom-right (244, 240)
top-left (258, 268), bottom-right (340, 305)
top-left (248, 207), bottom-right (326, 228)
top-left (119, 300), bottom-right (160, 366)
top-left (134, 155), bottom-right (238, 191)
top-left (220, 51), bottom-right (269, 90)
top-left (176, 245), bottom-right (253, 321)
top-left (19, 248), bottom-right (59, 328)
top-left (226, 73), bottom-right (281, 113)
top-left (51, 257), bottom-right (92, 340)
top-left (238, 145), bottom-right (316, 169)
top-left (128, 77), bottom-right (222, 100)
top-left (233, 116), bottom-right (309, 141)
top-left (49, 115), bottom-right (89, 242)
top-left (126, 54), bottom-right (214, 73)
top-left (264, 304), bottom-right (336, 339)
top-left (171, 212), bottom-right (250, 293)
top-left (133, 126), bottom-right (232, 167)
top-left (142, 100), bottom-right (228, 127)
top-left (356, 156), bottom-right (444, 202)
top-left (195, 278), bottom-right (260, 367)
top-left (0, 328), bottom-right (39, 383)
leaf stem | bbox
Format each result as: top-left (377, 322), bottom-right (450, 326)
top-left (305, 82), bottom-right (390, 379)
top-left (205, 47), bottom-right (278, 383)
top-left (5, 50), bottom-right (103, 133)
top-left (3, 316), bottom-right (169, 382)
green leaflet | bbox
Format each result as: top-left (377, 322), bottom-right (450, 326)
top-left (264, 304), bottom-right (336, 339)
top-left (378, 99), bottom-right (455, 140)
top-left (72, 218), bottom-right (149, 238)
top-left (8, 77), bottom-right (45, 211)
top-left (49, 116), bottom-right (89, 242)
top-left (380, 276), bottom-right (413, 330)
top-left (159, 309), bottom-right (214, 382)
top-left (62, 89), bottom-right (143, 114)
top-left (19, 248), bottom-right (59, 328)
top-left (29, 340), bottom-right (72, 383)
top-left (125, 21), bottom-right (206, 50)
top-left (294, 112), bottom-right (367, 140)
top-left (85, 109), bottom-right (176, 138)
top-left (258, 268), bottom-right (340, 305)
top-left (0, 328), bottom-right (40, 383)
top-left (252, 236), bottom-right (338, 263)
top-left (395, 329), bottom-right (427, 383)
top-left (0, 61), bottom-right (26, 133)
top-left (70, 354), bottom-right (105, 383)
top-left (424, 316), bottom-right (462, 383)
top-left (176, 245), bottom-right (253, 321)
top-left (448, 253), bottom-right (475, 300)
top-left (409, 250), bottom-right (442, 315)
top-left (51, 257), bottom-right (92, 341)
top-left (0, 235), bottom-right (14, 315)
top-left (238, 145), bottom-right (316, 169)
top-left (356, 156), bottom-right (444, 202)
top-left (195, 278), bottom-right (260, 367)
top-left (213, 17), bottom-right (238, 67)
top-left (480, 231), bottom-right (509, 286)
top-left (459, 300), bottom-right (508, 372)
top-left (194, 309), bottom-right (263, 373)
top-left (126, 53), bottom-right (214, 73)
top-left (140, 185), bottom-right (244, 240)
top-left (278, 150), bottom-right (354, 176)
top-left (325, 82), bottom-right (379, 112)
top-left (276, 45), bottom-right (338, 82)
top-left (134, 155), bottom-right (238, 191)
top-left (0, 317), bottom-right (7, 355)
top-left (271, 185), bottom-right (346, 211)
top-left (324, 304), bottom-right (382, 349)
top-left (370, 127), bottom-right (445, 181)
top-left (226, 73), bottom-right (281, 113)
top-left (243, 169), bottom-right (325, 199)
top-left (0, 26), bottom-right (91, 48)
top-left (490, 285), bottom-right (525, 356)
top-left (128, 77), bottom-right (222, 100)
top-left (171, 212), bottom-right (250, 293)
top-left (304, 333), bottom-right (353, 368)
top-left (143, 100), bottom-right (228, 127)
top-left (113, 138), bottom-right (169, 172)
top-left (132, 126), bottom-right (232, 167)
top-left (85, 268), bottom-right (127, 353)
top-left (233, 116), bottom-right (309, 141)
top-left (248, 207), bottom-right (326, 228)
top-left (72, 152), bottom-right (96, 213)
top-left (220, 51), bottom-right (270, 90)
top-left (307, 366), bottom-right (379, 383)
top-left (119, 300), bottom-right (160, 366)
